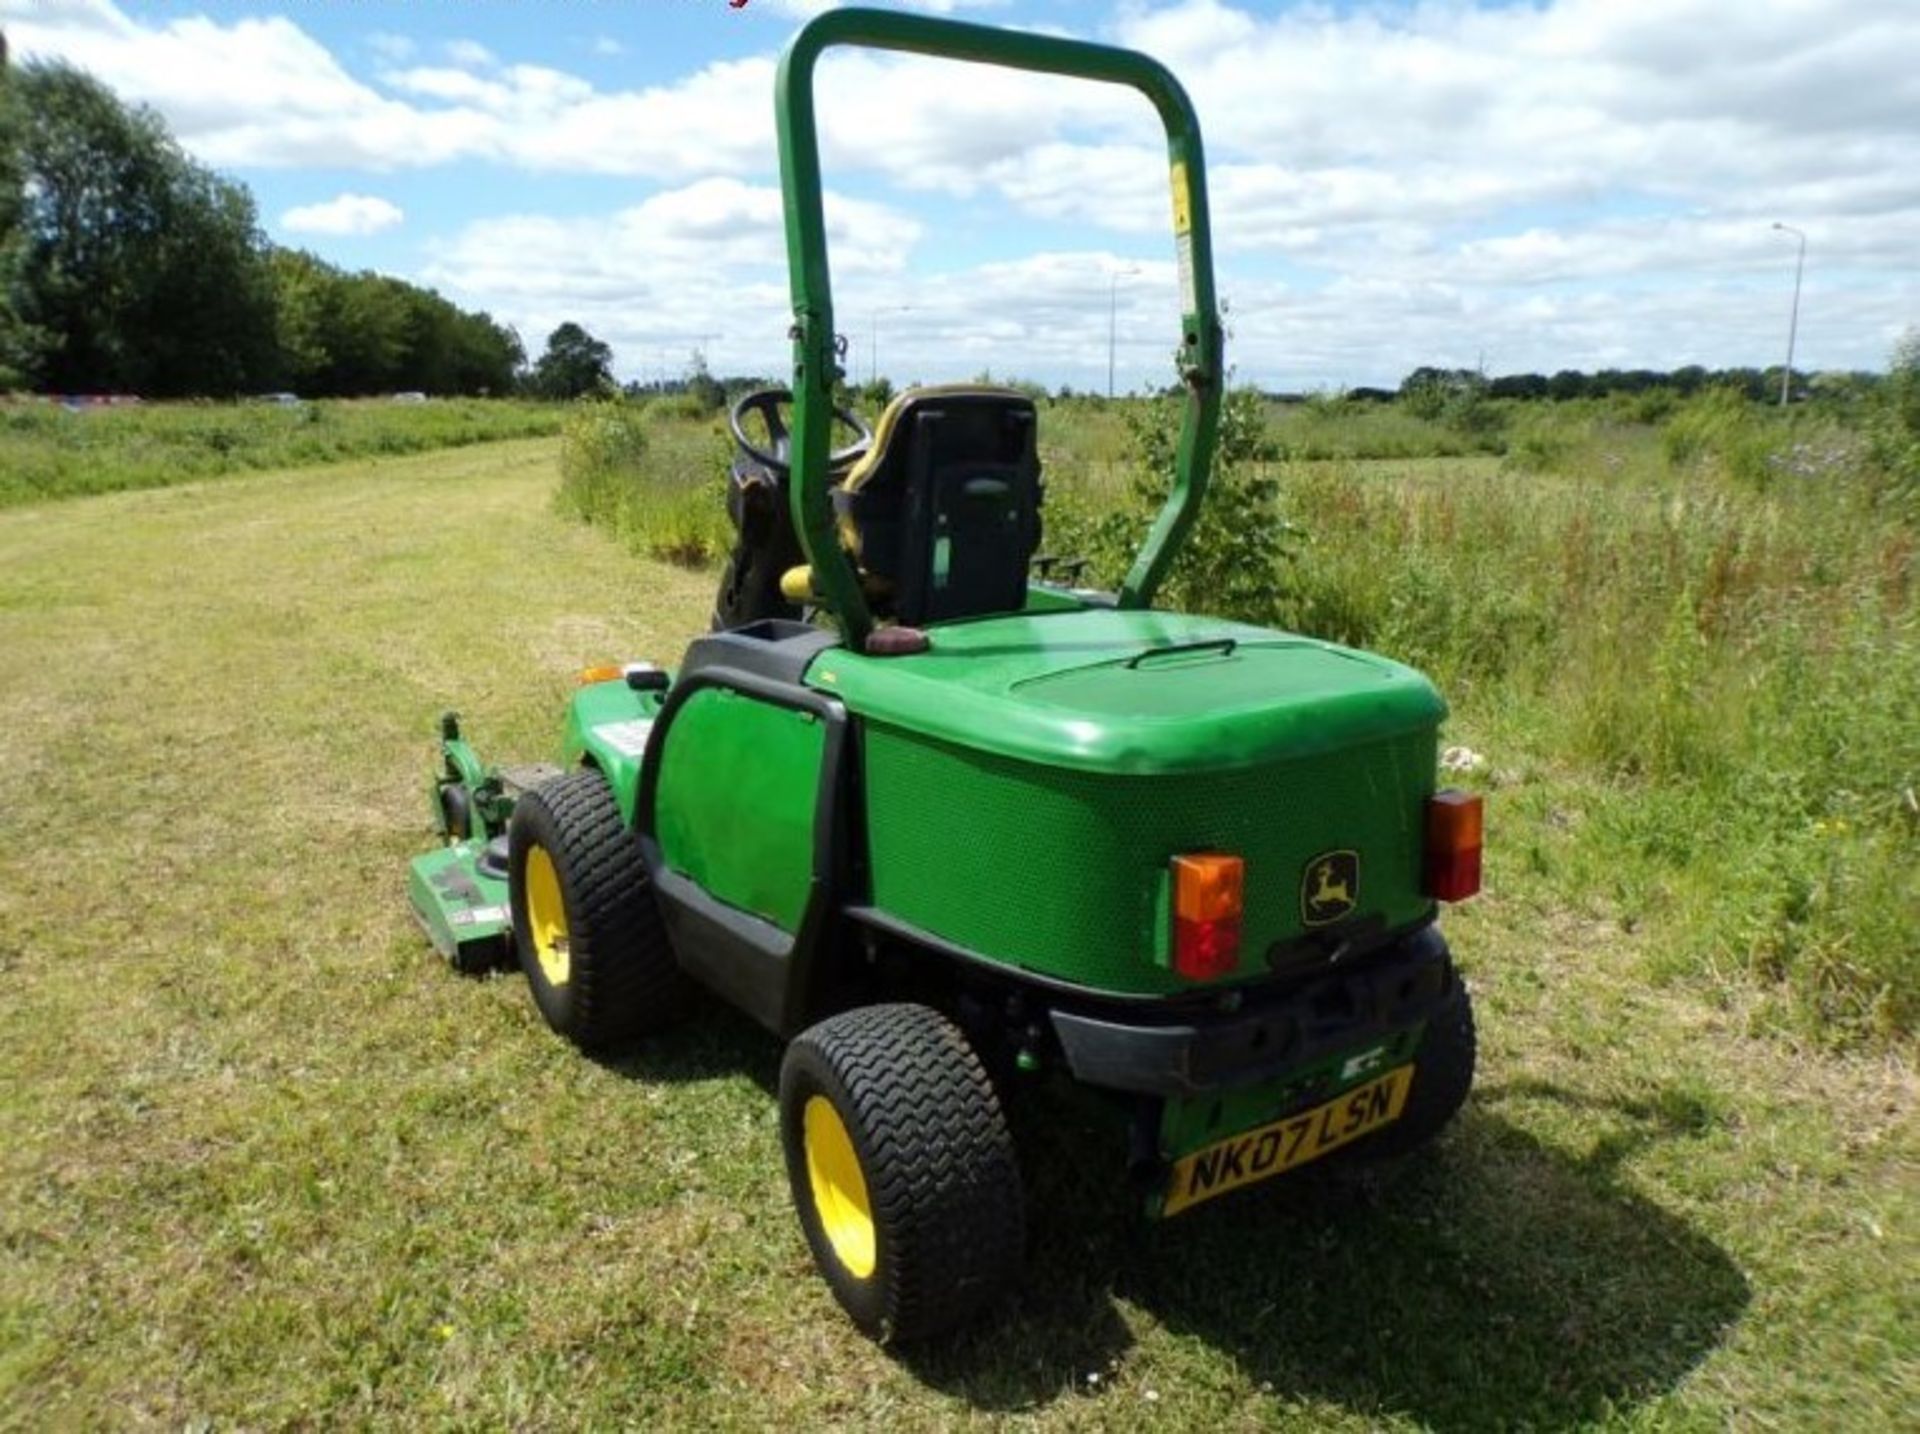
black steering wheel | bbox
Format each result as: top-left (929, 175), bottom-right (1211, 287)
top-left (728, 387), bottom-right (873, 477)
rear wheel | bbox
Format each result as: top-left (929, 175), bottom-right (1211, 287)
top-left (1351, 979), bottom-right (1476, 1160)
top-left (779, 1004), bottom-right (1025, 1343)
top-left (507, 769), bottom-right (681, 1051)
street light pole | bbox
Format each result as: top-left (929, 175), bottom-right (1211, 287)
top-left (1771, 222), bottom-right (1805, 408)
top-left (869, 306), bottom-right (910, 389)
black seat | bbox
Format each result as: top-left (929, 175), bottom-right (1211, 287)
top-left (783, 385), bottom-right (1043, 627)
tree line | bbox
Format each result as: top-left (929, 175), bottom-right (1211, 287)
top-left (1346, 363), bottom-right (1881, 407)
top-left (0, 58), bottom-right (524, 398)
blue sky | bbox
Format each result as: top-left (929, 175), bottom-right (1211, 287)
top-left (7, 0), bottom-right (1917, 390)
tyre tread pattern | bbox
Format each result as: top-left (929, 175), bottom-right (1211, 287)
top-left (512, 769), bottom-right (681, 1049)
top-left (1360, 979), bottom-right (1476, 1159)
top-left (783, 1003), bottom-right (1025, 1343)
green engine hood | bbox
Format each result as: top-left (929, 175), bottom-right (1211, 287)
top-left (804, 609), bottom-right (1445, 775)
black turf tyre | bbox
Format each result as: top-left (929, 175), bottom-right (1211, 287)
top-left (1351, 978), bottom-right (1476, 1161)
top-left (507, 769), bottom-right (681, 1051)
top-left (779, 1003), bottom-right (1025, 1343)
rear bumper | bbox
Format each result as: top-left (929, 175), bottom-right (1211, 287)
top-left (1048, 925), bottom-right (1456, 1097)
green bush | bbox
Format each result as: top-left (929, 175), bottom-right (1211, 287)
top-left (1442, 390), bottom-right (1508, 441)
top-left (557, 401), bottom-right (648, 524)
top-left (1661, 387), bottom-right (1877, 497)
top-left (557, 399), bottom-right (730, 567)
top-left (653, 390), bottom-right (717, 423)
top-left (1046, 387), bottom-right (1299, 623)
top-left (1503, 409), bottom-right (1584, 473)
top-left (1400, 376), bottom-right (1450, 421)
top-left (1626, 386), bottom-right (1680, 425)
top-left (1267, 421), bottom-right (1918, 1043)
top-left (1267, 400), bottom-right (1482, 461)
top-left (1661, 387), bottom-right (1748, 470)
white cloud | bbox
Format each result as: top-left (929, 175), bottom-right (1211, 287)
top-left (430, 207), bottom-right (1917, 395)
top-left (365, 31), bottom-right (413, 63)
top-left (422, 179), bottom-right (925, 377)
top-left (5, 0), bottom-right (1915, 380)
top-left (0, 0), bottom-right (1129, 183)
top-left (378, 66), bottom-right (509, 107)
top-left (1, 1), bottom-right (780, 176)
top-left (22, 0), bottom-right (1908, 242)
top-left (426, 226), bottom-right (1187, 392)
top-left (280, 193), bottom-right (404, 236)
top-left (443, 38), bottom-right (495, 70)
top-left (1100, 0), bottom-right (1920, 227)
top-left (811, 49), bottom-right (1147, 194)
top-left (590, 36), bottom-right (624, 58)
top-left (4, 0), bottom-right (482, 170)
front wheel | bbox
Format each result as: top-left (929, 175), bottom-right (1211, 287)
top-left (507, 769), bottom-right (682, 1051)
top-left (779, 1004), bottom-right (1025, 1343)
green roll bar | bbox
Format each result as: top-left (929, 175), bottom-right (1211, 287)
top-left (775, 7), bottom-right (1223, 646)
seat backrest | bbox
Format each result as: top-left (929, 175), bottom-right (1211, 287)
top-left (831, 385), bottom-right (1042, 626)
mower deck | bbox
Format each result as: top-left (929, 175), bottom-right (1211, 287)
top-left (407, 839), bottom-right (510, 972)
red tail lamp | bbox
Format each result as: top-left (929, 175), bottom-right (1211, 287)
top-left (1171, 852), bottom-right (1244, 980)
top-left (1426, 789), bottom-right (1483, 902)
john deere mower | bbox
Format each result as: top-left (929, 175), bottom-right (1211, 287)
top-left (408, 7), bottom-right (1483, 1343)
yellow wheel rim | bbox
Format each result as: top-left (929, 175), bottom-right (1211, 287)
top-left (803, 1095), bottom-right (875, 1279)
top-left (524, 844), bottom-right (570, 987)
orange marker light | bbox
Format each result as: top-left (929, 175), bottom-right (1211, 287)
top-left (578, 663), bottom-right (625, 686)
top-left (1425, 789), bottom-right (1483, 902)
top-left (1171, 853), bottom-right (1244, 980)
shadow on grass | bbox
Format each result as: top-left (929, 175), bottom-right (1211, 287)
top-left (590, 1011), bottom-right (1747, 1430)
top-left (588, 992), bottom-right (782, 1090)
top-left (902, 1078), bottom-right (1750, 1431)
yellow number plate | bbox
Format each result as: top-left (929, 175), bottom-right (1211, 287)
top-left (1163, 1065), bottom-right (1414, 1216)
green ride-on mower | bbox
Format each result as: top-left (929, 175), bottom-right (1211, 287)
top-left (407, 7), bottom-right (1484, 1344)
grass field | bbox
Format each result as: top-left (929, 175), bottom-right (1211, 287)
top-left (1, 435), bottom-right (1913, 1429)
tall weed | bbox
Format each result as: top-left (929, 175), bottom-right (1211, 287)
top-left (565, 385), bottom-right (1917, 1042)
top-left (1270, 422), bottom-right (1917, 1041)
top-left (557, 399), bottom-right (730, 567)
top-left (1046, 387), bottom-right (1300, 623)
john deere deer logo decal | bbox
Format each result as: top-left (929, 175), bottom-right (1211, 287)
top-left (1301, 850), bottom-right (1359, 926)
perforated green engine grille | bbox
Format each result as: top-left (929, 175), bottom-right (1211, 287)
top-left (862, 724), bottom-right (1437, 994)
